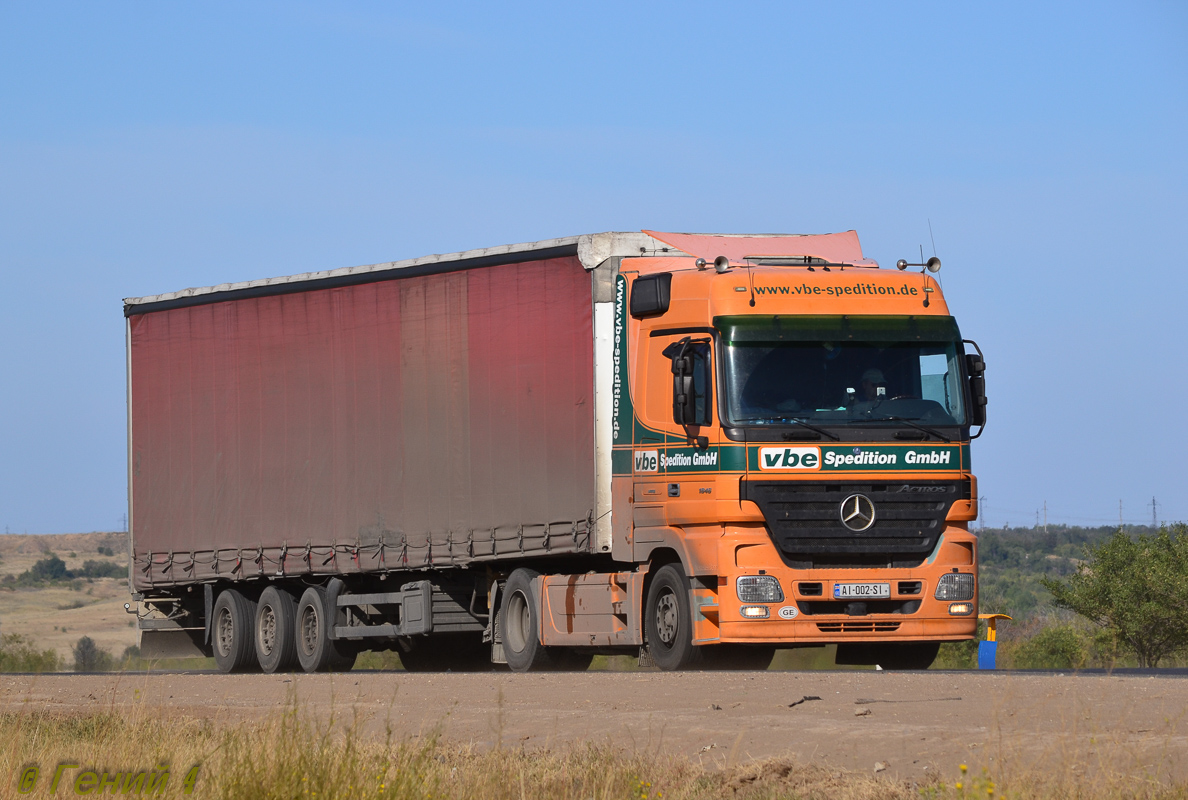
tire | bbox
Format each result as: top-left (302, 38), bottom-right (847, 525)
top-left (397, 634), bottom-right (494, 672)
top-left (255, 586), bottom-right (298, 673)
top-left (212, 588), bottom-right (258, 673)
top-left (296, 586), bottom-right (357, 673)
top-left (644, 564), bottom-right (702, 671)
top-left (499, 568), bottom-right (552, 672)
top-left (702, 645), bottom-right (776, 671)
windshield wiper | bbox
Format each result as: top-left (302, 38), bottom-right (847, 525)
top-left (850, 415), bottom-right (951, 443)
top-left (736, 416), bottom-right (840, 441)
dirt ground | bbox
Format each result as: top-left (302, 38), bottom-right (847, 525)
top-left (3, 670), bottom-right (1185, 785)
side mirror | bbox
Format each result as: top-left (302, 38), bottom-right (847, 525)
top-left (671, 353), bottom-right (697, 425)
top-left (965, 351), bottom-right (987, 428)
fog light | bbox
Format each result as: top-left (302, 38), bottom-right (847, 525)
top-left (737, 575), bottom-right (784, 603)
top-left (740, 605), bottom-right (770, 619)
top-left (934, 572), bottom-right (975, 601)
top-left (949, 603), bottom-right (973, 616)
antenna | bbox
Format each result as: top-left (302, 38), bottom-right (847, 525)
top-left (1043, 500), bottom-right (1048, 533)
top-left (928, 219), bottom-right (938, 258)
top-left (978, 496), bottom-right (987, 533)
top-left (920, 245), bottom-right (925, 263)
top-left (1119, 499), bottom-right (1124, 528)
top-left (1149, 496), bottom-right (1159, 529)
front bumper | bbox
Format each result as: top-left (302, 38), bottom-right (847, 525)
top-left (692, 525), bottom-right (979, 644)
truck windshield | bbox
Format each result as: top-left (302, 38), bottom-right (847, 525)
top-left (716, 315), bottom-right (967, 428)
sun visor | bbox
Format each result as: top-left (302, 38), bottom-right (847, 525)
top-left (642, 230), bottom-right (877, 267)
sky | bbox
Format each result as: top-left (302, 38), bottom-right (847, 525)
top-left (1, 2), bottom-right (1185, 533)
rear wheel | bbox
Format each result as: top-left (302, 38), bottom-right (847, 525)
top-left (500, 568), bottom-right (551, 672)
top-left (255, 586), bottom-right (298, 673)
top-left (644, 564), bottom-right (701, 671)
top-left (212, 588), bottom-right (258, 673)
top-left (296, 586), bottom-right (357, 673)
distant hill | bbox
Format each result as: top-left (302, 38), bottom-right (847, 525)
top-left (0, 531), bottom-right (135, 663)
top-left (976, 524), bottom-right (1160, 617)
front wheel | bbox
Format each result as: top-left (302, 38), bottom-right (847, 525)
top-left (644, 564), bottom-right (701, 671)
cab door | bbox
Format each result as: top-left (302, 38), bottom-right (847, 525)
top-left (632, 333), bottom-right (716, 532)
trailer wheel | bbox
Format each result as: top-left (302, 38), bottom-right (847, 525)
top-left (500, 568), bottom-right (552, 672)
top-left (255, 586), bottom-right (298, 673)
top-left (212, 588), bottom-right (258, 673)
top-left (644, 564), bottom-right (702, 671)
top-left (296, 586), bottom-right (357, 673)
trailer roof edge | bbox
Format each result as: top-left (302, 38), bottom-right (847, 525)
top-left (124, 232), bottom-right (681, 317)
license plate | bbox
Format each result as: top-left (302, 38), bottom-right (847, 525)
top-left (833, 582), bottom-right (890, 599)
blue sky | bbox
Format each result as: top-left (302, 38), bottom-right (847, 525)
top-left (1, 2), bottom-right (1185, 532)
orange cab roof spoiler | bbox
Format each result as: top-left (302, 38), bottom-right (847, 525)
top-left (642, 229), bottom-right (878, 268)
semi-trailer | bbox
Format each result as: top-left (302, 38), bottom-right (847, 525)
top-left (124, 229), bottom-right (986, 673)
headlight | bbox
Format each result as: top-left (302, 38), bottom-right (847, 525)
top-left (740, 605), bottom-right (770, 619)
top-left (934, 573), bottom-right (975, 601)
top-left (737, 575), bottom-right (784, 603)
top-left (948, 603), bottom-right (974, 616)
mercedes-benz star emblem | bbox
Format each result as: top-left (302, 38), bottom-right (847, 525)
top-left (840, 494), bottom-right (876, 532)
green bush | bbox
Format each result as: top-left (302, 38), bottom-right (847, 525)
top-left (0, 633), bottom-right (60, 673)
top-left (1012, 624), bottom-right (1088, 669)
top-left (76, 559), bottom-right (125, 578)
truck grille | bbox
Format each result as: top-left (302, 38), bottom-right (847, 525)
top-left (740, 479), bottom-right (968, 568)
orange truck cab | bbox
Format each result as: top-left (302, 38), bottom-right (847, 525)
top-left (593, 230), bottom-right (986, 671)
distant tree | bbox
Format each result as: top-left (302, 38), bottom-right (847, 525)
top-left (1042, 524), bottom-right (1188, 668)
top-left (28, 554), bottom-right (69, 582)
top-left (77, 560), bottom-right (124, 579)
top-left (72, 636), bottom-right (113, 672)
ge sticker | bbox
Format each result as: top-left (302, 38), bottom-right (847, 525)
top-left (758, 446), bottom-right (821, 470)
top-left (778, 606), bottom-right (799, 619)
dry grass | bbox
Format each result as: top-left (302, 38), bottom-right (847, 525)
top-left (1, 693), bottom-right (1185, 800)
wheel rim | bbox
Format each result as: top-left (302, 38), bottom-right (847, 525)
top-left (505, 590), bottom-right (531, 653)
top-left (655, 589), bottom-right (679, 647)
top-left (258, 605), bottom-right (276, 656)
top-left (216, 606), bottom-right (234, 658)
top-left (300, 603), bottom-right (319, 657)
